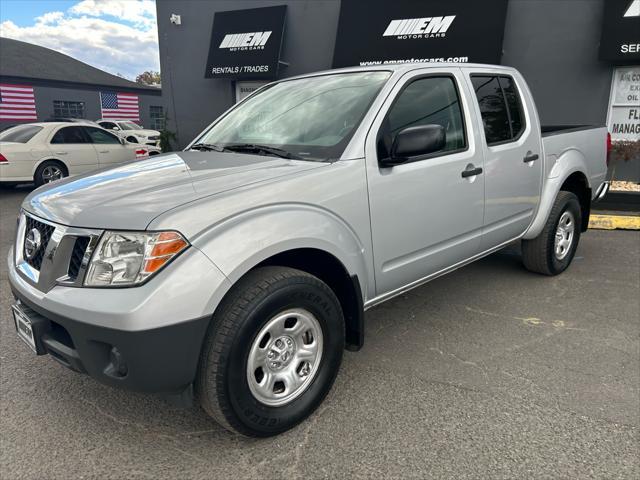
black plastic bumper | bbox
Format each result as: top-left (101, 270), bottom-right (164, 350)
top-left (11, 287), bottom-right (210, 398)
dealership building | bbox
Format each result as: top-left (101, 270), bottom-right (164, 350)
top-left (0, 37), bottom-right (164, 131)
top-left (156, 0), bottom-right (639, 179)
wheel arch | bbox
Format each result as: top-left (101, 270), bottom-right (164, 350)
top-left (558, 171), bottom-right (590, 232)
top-left (524, 150), bottom-right (592, 240)
top-left (190, 206), bottom-right (371, 350)
top-left (31, 157), bottom-right (69, 177)
top-left (256, 248), bottom-right (365, 351)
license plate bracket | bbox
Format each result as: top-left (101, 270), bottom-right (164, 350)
top-left (12, 303), bottom-right (47, 355)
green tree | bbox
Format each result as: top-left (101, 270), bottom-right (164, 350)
top-left (135, 71), bottom-right (161, 86)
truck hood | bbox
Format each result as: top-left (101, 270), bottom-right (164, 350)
top-left (23, 152), bottom-right (326, 230)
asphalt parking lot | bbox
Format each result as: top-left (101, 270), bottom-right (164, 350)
top-left (1, 185), bottom-right (638, 479)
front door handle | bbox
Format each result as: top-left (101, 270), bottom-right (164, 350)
top-left (461, 167), bottom-right (483, 178)
top-left (98, 150), bottom-right (109, 154)
top-left (523, 152), bottom-right (539, 163)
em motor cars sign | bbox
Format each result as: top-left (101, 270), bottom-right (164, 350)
top-left (332, 0), bottom-right (508, 68)
top-left (205, 5), bottom-right (286, 79)
top-left (599, 0), bottom-right (640, 62)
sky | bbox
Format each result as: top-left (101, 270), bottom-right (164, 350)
top-left (0, 0), bottom-right (159, 80)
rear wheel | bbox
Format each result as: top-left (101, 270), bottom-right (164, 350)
top-left (522, 191), bottom-right (582, 275)
top-left (196, 266), bottom-right (344, 437)
top-left (34, 160), bottom-right (66, 187)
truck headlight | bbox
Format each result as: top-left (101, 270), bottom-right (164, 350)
top-left (85, 231), bottom-right (188, 287)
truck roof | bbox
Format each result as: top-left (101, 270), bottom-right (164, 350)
top-left (285, 62), bottom-right (517, 81)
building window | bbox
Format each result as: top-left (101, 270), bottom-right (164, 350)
top-left (149, 106), bottom-right (165, 130)
top-left (53, 100), bottom-right (85, 119)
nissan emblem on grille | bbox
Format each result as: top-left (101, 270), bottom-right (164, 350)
top-left (24, 228), bottom-right (42, 260)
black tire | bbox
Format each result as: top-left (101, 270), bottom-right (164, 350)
top-left (522, 191), bottom-right (582, 275)
top-left (126, 135), bottom-right (138, 144)
top-left (34, 160), bottom-right (67, 187)
top-left (196, 266), bottom-right (344, 437)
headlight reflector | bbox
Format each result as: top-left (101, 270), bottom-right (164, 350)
top-left (85, 231), bottom-right (188, 287)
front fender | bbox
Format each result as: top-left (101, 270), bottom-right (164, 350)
top-left (191, 203), bottom-right (372, 299)
top-left (523, 149), bottom-right (591, 240)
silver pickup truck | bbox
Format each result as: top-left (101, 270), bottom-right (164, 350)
top-left (8, 64), bottom-right (609, 437)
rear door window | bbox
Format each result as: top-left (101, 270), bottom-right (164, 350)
top-left (84, 127), bottom-right (121, 144)
top-left (0, 125), bottom-right (43, 143)
top-left (499, 76), bottom-right (525, 139)
top-left (471, 75), bottom-right (526, 145)
top-left (50, 126), bottom-right (89, 144)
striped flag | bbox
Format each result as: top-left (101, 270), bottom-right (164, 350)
top-left (100, 92), bottom-right (140, 121)
top-left (0, 84), bottom-right (37, 121)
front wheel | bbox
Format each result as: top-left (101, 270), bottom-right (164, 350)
top-left (196, 266), bottom-right (344, 437)
top-left (522, 190), bottom-right (582, 275)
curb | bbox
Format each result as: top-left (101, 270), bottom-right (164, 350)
top-left (588, 214), bottom-right (640, 230)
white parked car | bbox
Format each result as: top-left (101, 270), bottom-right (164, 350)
top-left (0, 122), bottom-right (160, 186)
top-left (96, 119), bottom-right (161, 147)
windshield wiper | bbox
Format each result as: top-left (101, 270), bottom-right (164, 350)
top-left (189, 142), bottom-right (228, 152)
top-left (223, 143), bottom-right (303, 160)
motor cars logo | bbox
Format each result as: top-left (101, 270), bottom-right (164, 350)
top-left (383, 16), bottom-right (456, 39)
top-left (624, 0), bottom-right (640, 17)
top-left (219, 31), bottom-right (272, 51)
top-left (24, 228), bottom-right (42, 260)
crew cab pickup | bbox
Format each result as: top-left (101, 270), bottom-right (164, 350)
top-left (8, 64), bottom-right (609, 437)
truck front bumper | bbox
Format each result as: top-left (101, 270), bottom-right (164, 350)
top-left (8, 246), bottom-right (231, 398)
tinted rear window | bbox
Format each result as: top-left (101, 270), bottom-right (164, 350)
top-left (0, 125), bottom-right (43, 143)
top-left (471, 75), bottom-right (526, 145)
top-left (51, 126), bottom-right (88, 144)
top-left (471, 76), bottom-right (511, 144)
top-left (500, 76), bottom-right (525, 139)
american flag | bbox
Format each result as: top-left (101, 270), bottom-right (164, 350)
top-left (0, 84), bottom-right (37, 121)
top-left (100, 92), bottom-right (140, 121)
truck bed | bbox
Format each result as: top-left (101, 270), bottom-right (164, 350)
top-left (541, 125), bottom-right (608, 197)
top-left (541, 125), bottom-right (601, 136)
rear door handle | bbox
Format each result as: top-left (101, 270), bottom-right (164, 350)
top-left (98, 150), bottom-right (109, 154)
top-left (523, 153), bottom-right (539, 163)
top-left (461, 167), bottom-right (483, 178)
top-left (54, 151), bottom-right (68, 155)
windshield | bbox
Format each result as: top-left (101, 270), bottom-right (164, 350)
top-left (119, 121), bottom-right (142, 130)
top-left (195, 71), bottom-right (391, 161)
top-left (0, 125), bottom-right (43, 143)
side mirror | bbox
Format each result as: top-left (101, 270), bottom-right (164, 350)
top-left (112, 126), bottom-right (120, 131)
top-left (383, 124), bottom-right (446, 166)
top-left (119, 137), bottom-right (126, 145)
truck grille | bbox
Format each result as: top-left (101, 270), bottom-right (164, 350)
top-left (67, 237), bottom-right (90, 281)
top-left (15, 212), bottom-right (101, 291)
top-left (24, 216), bottom-right (55, 271)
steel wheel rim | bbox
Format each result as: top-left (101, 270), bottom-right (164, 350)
top-left (554, 210), bottom-right (575, 260)
top-left (42, 165), bottom-right (63, 183)
top-left (247, 308), bottom-right (323, 407)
